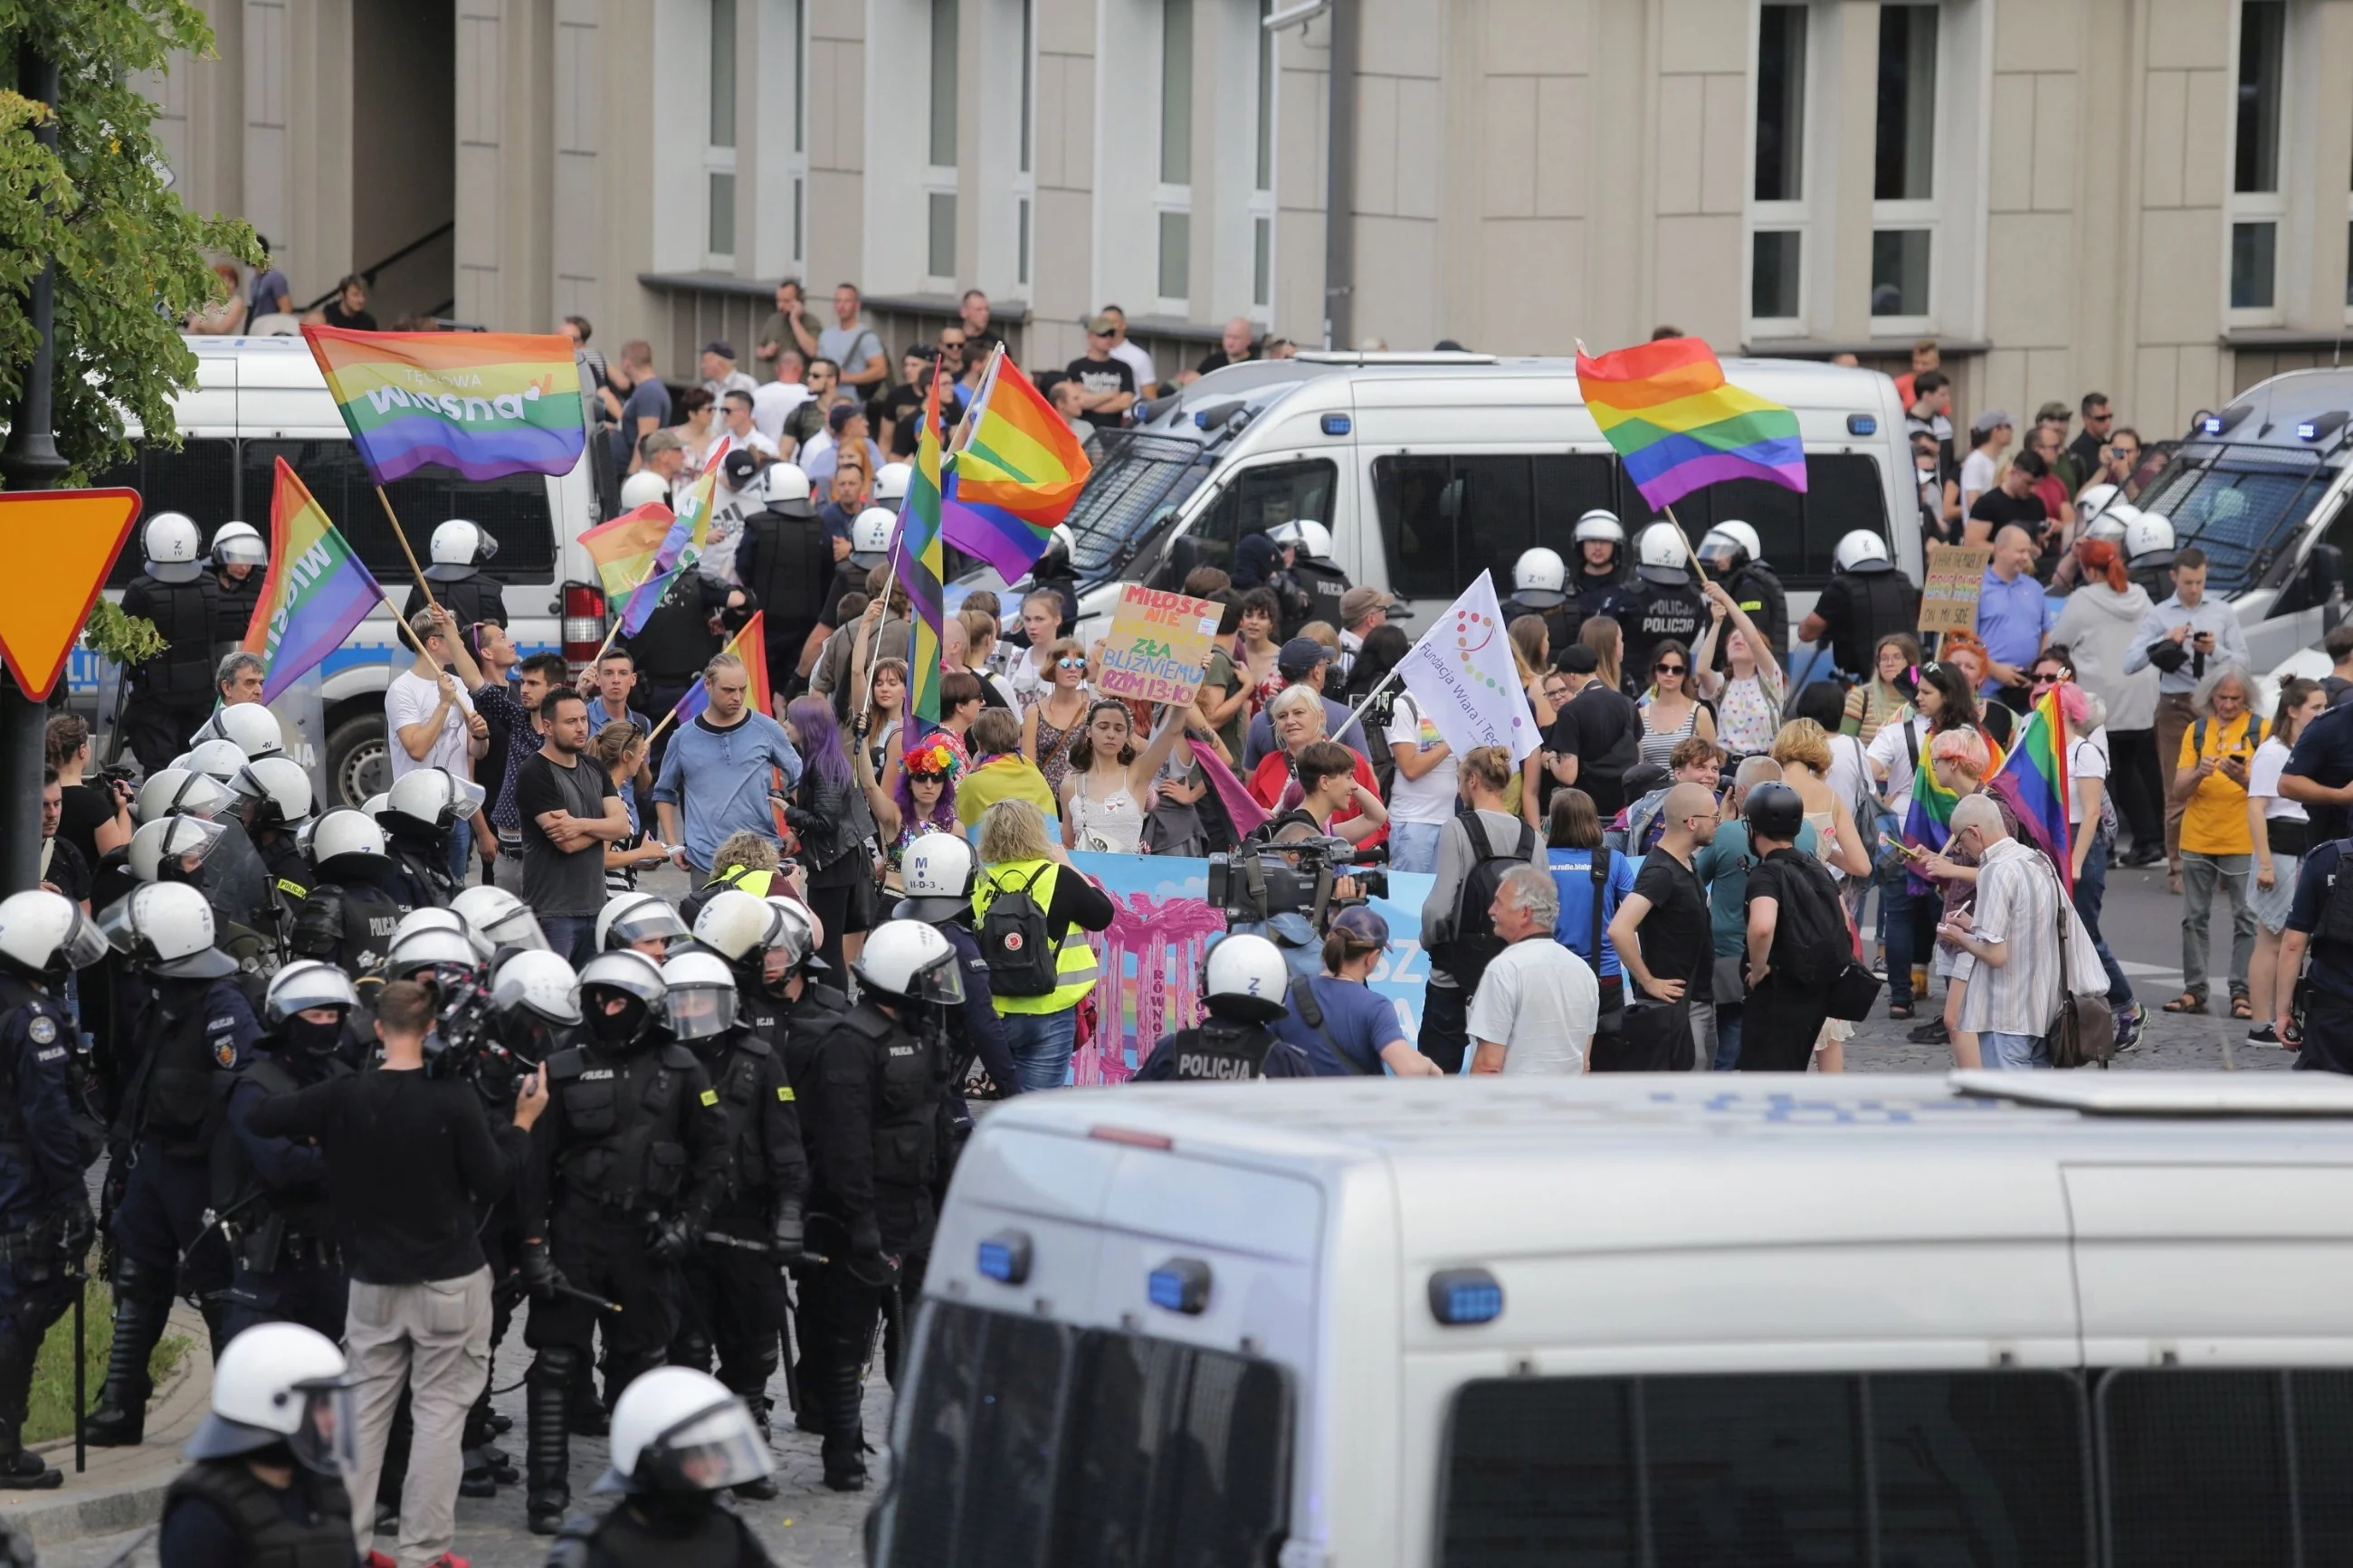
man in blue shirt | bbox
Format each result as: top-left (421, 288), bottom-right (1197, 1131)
top-left (1973, 525), bottom-right (2048, 709)
top-left (652, 653), bottom-right (803, 876)
top-left (1270, 908), bottom-right (1446, 1076)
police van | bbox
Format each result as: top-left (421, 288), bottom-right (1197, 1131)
top-left (2125, 367), bottom-right (2353, 673)
top-left (79, 334), bottom-right (609, 806)
top-left (872, 1072), bottom-right (2353, 1567)
top-left (995, 352), bottom-right (1920, 649)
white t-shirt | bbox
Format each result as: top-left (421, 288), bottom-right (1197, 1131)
top-left (386, 668), bottom-right (476, 782)
top-left (2249, 736), bottom-right (2306, 820)
top-left (2067, 727), bottom-right (2110, 827)
top-left (751, 381), bottom-right (810, 445)
top-left (705, 428), bottom-right (783, 582)
top-left (1866, 712), bottom-right (1930, 821)
top-left (1465, 937), bottom-right (1598, 1075)
top-left (1110, 338), bottom-right (1157, 394)
top-left (1385, 695), bottom-right (1460, 825)
top-left (1958, 449), bottom-right (1999, 511)
top-left (1825, 731), bottom-right (1872, 823)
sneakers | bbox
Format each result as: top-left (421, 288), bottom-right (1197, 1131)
top-left (2114, 1005), bottom-right (2146, 1051)
top-left (1907, 1018), bottom-right (1949, 1046)
top-left (2248, 1022), bottom-right (2280, 1045)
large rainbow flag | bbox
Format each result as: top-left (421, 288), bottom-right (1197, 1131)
top-left (242, 458), bottom-right (389, 703)
top-left (1992, 692), bottom-right (2075, 890)
top-left (579, 502), bottom-right (675, 601)
top-left (1902, 725), bottom-right (2007, 878)
top-left (891, 376), bottom-right (948, 724)
top-left (302, 326), bottom-right (587, 485)
top-left (940, 349), bottom-right (1091, 581)
top-left (1575, 337), bottom-right (1806, 510)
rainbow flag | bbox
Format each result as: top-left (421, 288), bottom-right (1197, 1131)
top-left (302, 326), bottom-right (587, 485)
top-left (617, 564), bottom-right (681, 637)
top-left (1575, 337), bottom-right (1806, 510)
top-left (657, 468), bottom-right (719, 573)
top-left (580, 502), bottom-right (675, 600)
top-left (669, 613), bottom-right (771, 728)
top-left (242, 458), bottom-right (389, 703)
top-left (940, 349), bottom-right (1091, 580)
top-left (1901, 726), bottom-right (2007, 874)
top-left (891, 376), bottom-right (948, 724)
top-left (1992, 694), bottom-right (2075, 890)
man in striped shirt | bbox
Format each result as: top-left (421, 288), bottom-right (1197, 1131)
top-left (1934, 794), bottom-right (2106, 1069)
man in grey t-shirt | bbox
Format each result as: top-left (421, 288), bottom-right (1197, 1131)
top-left (817, 282), bottom-right (889, 392)
top-left (513, 690), bottom-right (629, 964)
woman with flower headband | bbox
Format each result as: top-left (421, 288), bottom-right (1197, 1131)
top-left (1058, 698), bottom-right (1192, 854)
top-left (879, 736), bottom-right (962, 891)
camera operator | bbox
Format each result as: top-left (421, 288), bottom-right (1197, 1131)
top-left (1268, 908), bottom-right (1445, 1077)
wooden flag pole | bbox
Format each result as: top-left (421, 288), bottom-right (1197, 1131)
top-left (647, 698), bottom-right (685, 745)
top-left (589, 562), bottom-right (661, 670)
top-left (1660, 501), bottom-right (1712, 587)
top-left (375, 485), bottom-right (441, 612)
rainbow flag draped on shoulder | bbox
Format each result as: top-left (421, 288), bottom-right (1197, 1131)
top-left (940, 349), bottom-right (1091, 581)
top-left (1991, 691), bottom-right (2075, 889)
top-left (302, 326), bottom-right (588, 485)
top-left (1903, 724), bottom-right (2007, 875)
top-left (891, 377), bottom-right (948, 724)
top-left (241, 458), bottom-right (389, 703)
top-left (1575, 337), bottom-right (1806, 509)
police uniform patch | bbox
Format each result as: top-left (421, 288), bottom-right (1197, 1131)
top-left (214, 1039), bottom-right (238, 1068)
top-left (777, 1085), bottom-right (795, 1102)
top-left (26, 1016), bottom-right (56, 1046)
top-left (699, 1088), bottom-right (719, 1106)
top-left (35, 1047), bottom-right (65, 1064)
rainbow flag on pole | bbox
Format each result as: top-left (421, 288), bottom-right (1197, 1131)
top-left (940, 349), bottom-right (1091, 581)
top-left (657, 468), bottom-right (719, 573)
top-left (302, 326), bottom-right (587, 485)
top-left (1992, 692), bottom-right (2076, 889)
top-left (1575, 337), bottom-right (1807, 510)
top-left (670, 613), bottom-right (772, 728)
top-left (242, 458), bottom-right (389, 703)
top-left (892, 376), bottom-right (948, 724)
top-left (579, 502), bottom-right (676, 601)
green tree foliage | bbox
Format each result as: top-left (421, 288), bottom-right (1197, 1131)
top-left (0, 1), bottom-right (253, 484)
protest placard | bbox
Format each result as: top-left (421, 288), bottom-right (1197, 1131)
top-left (1918, 543), bottom-right (1995, 636)
top-left (1092, 585), bottom-right (1224, 705)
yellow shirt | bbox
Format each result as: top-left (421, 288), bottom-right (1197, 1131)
top-left (2177, 710), bottom-right (2258, 856)
top-left (955, 755), bottom-right (1059, 827)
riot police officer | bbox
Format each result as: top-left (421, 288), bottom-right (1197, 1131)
top-left (1500, 546), bottom-right (1576, 653)
top-left (1798, 531), bottom-right (1922, 683)
top-left (290, 810), bottom-right (426, 987)
top-left (377, 768), bottom-right (481, 908)
top-left (160, 1322), bottom-right (358, 1565)
top-left (791, 919), bottom-right (956, 1492)
top-left (889, 834), bottom-right (1022, 1107)
top-left (1698, 520), bottom-right (1788, 674)
top-left (542, 1366), bottom-right (776, 1568)
top-left (214, 962), bottom-right (357, 1341)
top-left (1134, 932), bottom-right (1313, 1080)
top-left (691, 891), bottom-right (817, 1055)
top-left (731, 463), bottom-right (831, 700)
top-left (1269, 520), bottom-right (1351, 637)
top-left (86, 883), bottom-right (261, 1445)
top-left (403, 518), bottom-right (510, 628)
top-left (2123, 508), bottom-right (2180, 602)
top-left (225, 756), bottom-right (315, 945)
top-left (1624, 521), bottom-right (1709, 682)
top-left (658, 951), bottom-right (805, 1488)
top-left (0, 891), bottom-right (108, 1487)
top-left (519, 949), bottom-right (727, 1534)
top-left (206, 521), bottom-right (268, 657)
top-left (624, 573), bottom-right (757, 747)
top-left (187, 701), bottom-right (287, 762)
top-left (119, 514), bottom-right (224, 772)
top-left (596, 891), bottom-right (690, 960)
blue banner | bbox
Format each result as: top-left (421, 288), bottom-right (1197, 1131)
top-left (1067, 851), bottom-right (1434, 1082)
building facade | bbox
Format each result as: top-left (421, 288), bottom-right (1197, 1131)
top-left (148, 0), bottom-right (2353, 433)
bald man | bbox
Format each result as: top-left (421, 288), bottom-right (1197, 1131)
top-left (1606, 780), bottom-right (1721, 1070)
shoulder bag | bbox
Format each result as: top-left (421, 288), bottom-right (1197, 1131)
top-left (2042, 856), bottom-right (2113, 1069)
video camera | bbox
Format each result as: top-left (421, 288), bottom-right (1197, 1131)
top-left (1207, 831), bottom-right (1386, 934)
top-left (419, 972), bottom-right (528, 1105)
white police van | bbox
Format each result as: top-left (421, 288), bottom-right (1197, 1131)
top-left (994, 352), bottom-right (1919, 649)
top-left (872, 1072), bottom-right (2353, 1567)
top-left (79, 335), bottom-right (609, 805)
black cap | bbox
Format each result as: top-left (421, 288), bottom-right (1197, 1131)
top-left (1558, 644), bottom-right (1599, 675)
top-left (1743, 780), bottom-right (1805, 841)
top-left (722, 448), bottom-right (761, 488)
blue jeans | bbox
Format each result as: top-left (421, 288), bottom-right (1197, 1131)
top-left (1712, 1002), bottom-right (1745, 1069)
top-left (1388, 821), bottom-right (1443, 875)
top-left (1000, 1007), bottom-right (1078, 1090)
top-left (448, 815), bottom-right (474, 887)
top-left (543, 915), bottom-right (596, 967)
top-left (1981, 1030), bottom-right (2052, 1070)
top-left (2070, 836), bottom-right (2135, 1008)
top-left (1880, 875), bottom-right (1935, 1006)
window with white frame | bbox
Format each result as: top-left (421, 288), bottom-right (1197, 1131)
top-left (1157, 0), bottom-right (1193, 309)
top-left (706, 0), bottom-right (738, 267)
top-left (1016, 0), bottom-right (1034, 289)
top-left (927, 0), bottom-right (960, 285)
top-left (2225, 0), bottom-right (2286, 319)
top-left (790, 0), bottom-right (808, 270)
top-left (1748, 2), bottom-right (1809, 332)
top-left (1250, 0), bottom-right (1275, 315)
top-left (1870, 3), bottom-right (1939, 328)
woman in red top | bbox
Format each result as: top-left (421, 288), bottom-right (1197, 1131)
top-left (1247, 686), bottom-right (1388, 848)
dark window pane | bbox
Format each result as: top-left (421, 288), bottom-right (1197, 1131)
top-left (2101, 1369), bottom-right (2292, 1567)
top-left (1871, 1372), bottom-right (2090, 1567)
top-left (1873, 5), bottom-right (1938, 201)
top-left (2234, 0), bottom-right (2284, 194)
top-left (2230, 221), bottom-right (2277, 310)
top-left (1156, 1352), bottom-right (1291, 1568)
top-left (1753, 231), bottom-right (1803, 319)
top-left (1872, 228), bottom-right (1932, 317)
top-left (1374, 455), bottom-right (1456, 600)
top-left (1534, 455), bottom-right (1624, 557)
top-left (2293, 1370), bottom-right (2353, 1561)
top-left (1191, 459), bottom-right (1336, 575)
top-left (1796, 453), bottom-right (1889, 584)
top-left (1457, 457), bottom-right (1536, 584)
top-left (1754, 5), bottom-right (1807, 202)
top-left (874, 1302), bottom-right (987, 1566)
top-left (957, 1310), bottom-right (1069, 1567)
top-left (1441, 1378), bottom-right (1638, 1567)
top-left (1705, 478), bottom-right (1807, 580)
top-left (241, 441), bottom-right (556, 584)
top-left (90, 439), bottom-right (241, 588)
top-left (1645, 1374), bottom-right (1863, 1567)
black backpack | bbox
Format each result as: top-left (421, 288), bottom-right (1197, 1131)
top-left (977, 865), bottom-right (1059, 997)
top-left (1764, 851), bottom-right (1847, 988)
top-left (1434, 812), bottom-right (1538, 989)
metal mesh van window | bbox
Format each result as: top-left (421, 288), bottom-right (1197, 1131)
top-left (240, 440), bottom-right (557, 583)
top-left (90, 439), bottom-right (239, 588)
top-left (2100, 1368), bottom-right (2353, 1568)
top-left (1442, 1371), bottom-right (2087, 1568)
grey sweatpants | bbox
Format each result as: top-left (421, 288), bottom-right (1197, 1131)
top-left (343, 1267), bottom-right (494, 1566)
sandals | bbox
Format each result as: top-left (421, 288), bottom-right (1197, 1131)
top-left (1886, 1002), bottom-right (1915, 1021)
top-left (2162, 992), bottom-right (2207, 1015)
top-left (2231, 995), bottom-right (2255, 1021)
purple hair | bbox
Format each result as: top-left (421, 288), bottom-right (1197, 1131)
top-left (786, 695), bottom-right (853, 794)
top-left (891, 757), bottom-right (959, 833)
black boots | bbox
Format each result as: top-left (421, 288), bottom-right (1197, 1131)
top-left (81, 1257), bottom-right (170, 1448)
top-left (524, 1347), bottom-right (576, 1535)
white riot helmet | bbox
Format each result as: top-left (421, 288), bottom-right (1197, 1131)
top-left (2075, 482), bottom-right (2120, 520)
top-left (1832, 531), bottom-right (1894, 574)
top-left (426, 518), bottom-right (497, 580)
top-left (229, 757), bottom-right (314, 832)
top-left (128, 814), bottom-right (226, 884)
top-left (1203, 932), bottom-right (1291, 1023)
top-left (619, 470), bottom-right (671, 511)
top-left (851, 918), bottom-right (965, 1006)
top-left (361, 792), bottom-right (390, 822)
top-left (309, 809), bottom-right (387, 868)
top-left (691, 889), bottom-right (788, 965)
top-left (2124, 509), bottom-right (2177, 571)
top-left (758, 462), bottom-right (816, 518)
top-left (263, 960), bottom-right (360, 1027)
top-left (2082, 501), bottom-right (2136, 545)
top-left (578, 949), bottom-right (671, 1045)
top-left (850, 507), bottom-right (895, 565)
top-left (661, 950), bottom-right (739, 1041)
top-left (1635, 521), bottom-right (1693, 586)
top-left (98, 881), bottom-right (232, 979)
top-left (210, 520), bottom-right (267, 572)
top-left (182, 738), bottom-right (249, 786)
top-left (1510, 547), bottom-right (1568, 608)
top-left (189, 703), bottom-right (285, 760)
top-left (491, 948), bottom-right (584, 1026)
top-left (382, 924), bottom-right (485, 984)
top-left (596, 1365), bottom-right (772, 1497)
top-left (1699, 519), bottom-right (1761, 572)
top-left (872, 461), bottom-right (913, 506)
top-left (1573, 508), bottom-right (1627, 547)
top-left (892, 832), bottom-right (975, 924)
top-left (1269, 519), bottom-right (1333, 559)
top-left (597, 891), bottom-right (691, 955)
top-left (137, 766), bottom-right (233, 825)
top-left (186, 1323), bottom-right (357, 1474)
top-left (452, 885), bottom-right (550, 954)
top-left (0, 889), bottom-right (109, 980)
top-left (763, 897), bottom-right (824, 973)
top-left (383, 768), bottom-right (484, 837)
top-left (143, 512), bottom-right (203, 584)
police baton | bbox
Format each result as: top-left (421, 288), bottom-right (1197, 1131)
top-left (699, 1231), bottom-right (824, 1265)
top-left (550, 1279), bottom-right (624, 1316)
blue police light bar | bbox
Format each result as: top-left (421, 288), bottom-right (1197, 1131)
top-left (1321, 413), bottom-right (1352, 436)
top-left (2301, 422), bottom-right (2321, 441)
top-left (2201, 414), bottom-right (2226, 436)
top-left (1847, 413), bottom-right (1877, 436)
top-left (1148, 1257), bottom-right (1213, 1315)
top-left (976, 1231), bottom-right (1033, 1286)
top-left (1428, 1269), bottom-right (1504, 1326)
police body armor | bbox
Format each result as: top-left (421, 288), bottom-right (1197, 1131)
top-left (120, 575), bottom-right (221, 698)
top-left (384, 834), bottom-right (458, 908)
top-left (1724, 562), bottom-right (1788, 659)
top-left (210, 574), bottom-right (261, 659)
top-left (738, 508), bottom-right (831, 642)
top-left (1629, 582), bottom-right (1706, 673)
top-left (210, 1053), bottom-right (350, 1269)
top-left (546, 1500), bottom-right (769, 1568)
top-left (1162, 1018), bottom-right (1278, 1081)
top-left (630, 593), bottom-right (723, 685)
top-left (776, 982), bottom-right (853, 1085)
top-left (289, 877), bottom-right (407, 981)
top-left (2318, 848), bottom-right (2353, 948)
top-left (402, 575), bottom-right (509, 629)
top-left (544, 1042), bottom-right (703, 1214)
top-left (162, 1461), bottom-right (354, 1568)
top-left (1291, 558), bottom-right (1352, 638)
top-left (802, 1000), bottom-right (941, 1251)
top-left (130, 979), bottom-right (239, 1155)
top-left (1829, 569), bottom-right (1921, 679)
top-left (698, 1030), bottom-right (777, 1201)
top-left (0, 974), bottom-right (100, 1183)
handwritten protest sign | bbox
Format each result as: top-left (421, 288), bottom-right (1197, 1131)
top-left (1093, 585), bottom-right (1223, 705)
top-left (1918, 543), bottom-right (1994, 636)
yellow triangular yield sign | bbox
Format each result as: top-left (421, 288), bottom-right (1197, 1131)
top-left (0, 488), bottom-right (143, 698)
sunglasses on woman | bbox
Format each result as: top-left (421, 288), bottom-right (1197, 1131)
top-left (1654, 661), bottom-right (1686, 675)
top-left (1056, 657), bottom-right (1087, 670)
